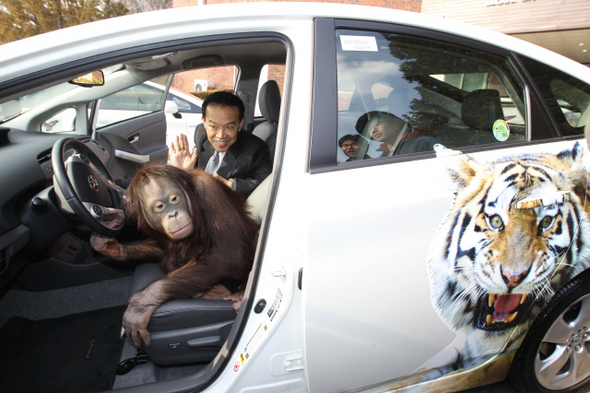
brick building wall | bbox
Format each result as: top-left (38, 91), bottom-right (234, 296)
top-left (174, 0), bottom-right (420, 12)
top-left (172, 66), bottom-right (237, 99)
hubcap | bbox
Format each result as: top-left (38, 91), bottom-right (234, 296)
top-left (535, 294), bottom-right (590, 390)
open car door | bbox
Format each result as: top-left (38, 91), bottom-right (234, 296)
top-left (92, 76), bottom-right (172, 183)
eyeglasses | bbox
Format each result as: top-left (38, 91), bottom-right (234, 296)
top-left (205, 123), bottom-right (238, 133)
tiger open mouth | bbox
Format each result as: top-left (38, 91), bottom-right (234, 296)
top-left (475, 293), bottom-right (531, 331)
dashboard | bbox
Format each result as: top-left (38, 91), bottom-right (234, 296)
top-left (0, 129), bottom-right (110, 287)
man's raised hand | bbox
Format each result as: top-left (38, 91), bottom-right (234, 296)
top-left (170, 133), bottom-right (197, 172)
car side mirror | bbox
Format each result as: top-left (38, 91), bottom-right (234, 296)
top-left (164, 100), bottom-right (182, 119)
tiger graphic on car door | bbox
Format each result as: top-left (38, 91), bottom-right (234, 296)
top-left (418, 142), bottom-right (590, 388)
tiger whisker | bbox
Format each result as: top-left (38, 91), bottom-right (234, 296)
top-left (534, 281), bottom-right (555, 299)
top-left (556, 262), bottom-right (575, 269)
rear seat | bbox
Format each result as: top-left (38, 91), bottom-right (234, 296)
top-left (436, 89), bottom-right (505, 148)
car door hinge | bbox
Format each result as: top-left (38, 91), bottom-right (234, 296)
top-left (284, 355), bottom-right (303, 372)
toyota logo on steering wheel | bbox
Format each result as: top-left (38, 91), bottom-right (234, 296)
top-left (87, 174), bottom-right (100, 192)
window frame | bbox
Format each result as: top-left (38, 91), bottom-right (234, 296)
top-left (309, 18), bottom-right (557, 173)
top-left (516, 54), bottom-right (590, 138)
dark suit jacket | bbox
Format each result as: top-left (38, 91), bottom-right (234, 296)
top-left (195, 125), bottom-right (272, 197)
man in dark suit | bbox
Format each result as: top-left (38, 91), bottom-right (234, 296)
top-left (170, 91), bottom-right (272, 197)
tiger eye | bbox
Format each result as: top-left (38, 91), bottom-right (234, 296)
top-left (539, 215), bottom-right (553, 229)
top-left (488, 214), bottom-right (503, 230)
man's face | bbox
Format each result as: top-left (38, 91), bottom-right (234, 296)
top-left (371, 115), bottom-right (404, 144)
top-left (341, 140), bottom-right (360, 158)
top-left (202, 104), bottom-right (244, 152)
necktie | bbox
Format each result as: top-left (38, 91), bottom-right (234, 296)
top-left (205, 151), bottom-right (220, 175)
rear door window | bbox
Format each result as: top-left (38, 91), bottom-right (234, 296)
top-left (336, 30), bottom-right (527, 163)
top-left (519, 55), bottom-right (590, 136)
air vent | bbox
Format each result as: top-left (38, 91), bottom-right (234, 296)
top-left (37, 150), bottom-right (52, 164)
top-left (90, 139), bottom-right (106, 152)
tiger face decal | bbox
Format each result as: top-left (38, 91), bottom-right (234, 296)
top-left (427, 143), bottom-right (590, 365)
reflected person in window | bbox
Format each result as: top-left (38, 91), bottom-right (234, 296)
top-left (338, 134), bottom-right (371, 162)
top-left (170, 91), bottom-right (272, 198)
top-left (355, 111), bottom-right (438, 156)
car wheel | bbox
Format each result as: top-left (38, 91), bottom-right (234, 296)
top-left (508, 271), bottom-right (590, 393)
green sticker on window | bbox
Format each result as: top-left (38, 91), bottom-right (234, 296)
top-left (493, 119), bottom-right (510, 141)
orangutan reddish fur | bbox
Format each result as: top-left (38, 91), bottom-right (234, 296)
top-left (91, 163), bottom-right (258, 346)
top-left (124, 164), bottom-right (258, 296)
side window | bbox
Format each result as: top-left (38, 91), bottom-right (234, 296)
top-left (41, 107), bottom-right (77, 133)
top-left (336, 30), bottom-right (527, 163)
top-left (96, 80), bottom-right (168, 128)
top-left (168, 71), bottom-right (207, 114)
top-left (168, 94), bottom-right (200, 113)
top-left (520, 56), bottom-right (590, 136)
top-left (338, 73), bottom-right (355, 111)
top-left (35, 87), bottom-right (84, 134)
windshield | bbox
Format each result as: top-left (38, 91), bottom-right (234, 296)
top-left (0, 84), bottom-right (77, 123)
top-left (0, 65), bottom-right (122, 124)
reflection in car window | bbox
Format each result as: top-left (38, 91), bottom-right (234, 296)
top-left (520, 55), bottom-right (590, 136)
top-left (336, 30), bottom-right (527, 163)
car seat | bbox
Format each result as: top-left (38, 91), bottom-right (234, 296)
top-left (127, 263), bottom-right (237, 365)
top-left (124, 178), bottom-right (272, 366)
top-left (436, 89), bottom-right (504, 148)
top-left (252, 80), bottom-right (281, 161)
top-left (460, 89), bottom-right (504, 144)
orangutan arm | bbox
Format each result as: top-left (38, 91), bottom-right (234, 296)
top-left (90, 234), bottom-right (164, 262)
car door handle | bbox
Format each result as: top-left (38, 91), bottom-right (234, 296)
top-left (517, 190), bottom-right (570, 209)
top-left (127, 133), bottom-right (139, 144)
top-left (115, 149), bottom-right (150, 164)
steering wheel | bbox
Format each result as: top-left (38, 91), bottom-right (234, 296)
top-left (52, 138), bottom-right (125, 237)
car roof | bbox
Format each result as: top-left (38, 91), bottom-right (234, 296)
top-left (1, 2), bottom-right (589, 85)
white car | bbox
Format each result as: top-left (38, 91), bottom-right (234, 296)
top-left (163, 86), bottom-right (203, 153)
top-left (1, 3), bottom-right (590, 393)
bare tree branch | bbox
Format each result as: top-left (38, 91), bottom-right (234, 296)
top-left (0, 0), bottom-right (128, 44)
top-left (127, 0), bottom-right (172, 14)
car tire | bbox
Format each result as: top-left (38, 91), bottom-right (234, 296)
top-left (508, 271), bottom-right (590, 393)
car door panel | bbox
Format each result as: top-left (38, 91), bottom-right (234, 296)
top-left (305, 18), bottom-right (590, 393)
top-left (94, 111), bottom-right (168, 182)
top-left (304, 139), bottom-right (586, 393)
top-left (303, 157), bottom-right (457, 393)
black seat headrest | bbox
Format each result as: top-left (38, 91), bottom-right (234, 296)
top-left (461, 89), bottom-right (504, 130)
top-left (259, 80), bottom-right (281, 123)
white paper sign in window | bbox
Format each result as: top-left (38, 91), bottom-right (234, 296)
top-left (340, 35), bottom-right (378, 52)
